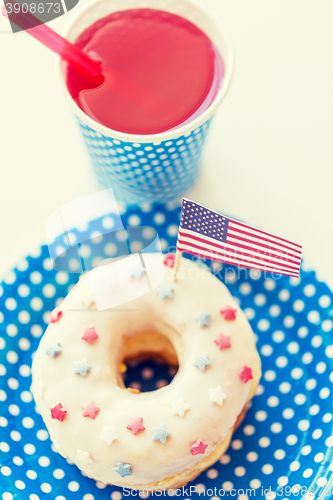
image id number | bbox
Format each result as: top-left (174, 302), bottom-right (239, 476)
top-left (4, 2), bottom-right (61, 14)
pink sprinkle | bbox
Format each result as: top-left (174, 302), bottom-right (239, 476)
top-left (239, 365), bottom-right (253, 383)
top-left (50, 403), bottom-right (67, 422)
top-left (214, 333), bottom-right (231, 350)
top-left (2, 4), bottom-right (8, 18)
top-left (81, 400), bottom-right (100, 419)
top-left (191, 439), bottom-right (208, 456)
top-left (126, 417), bottom-right (145, 435)
top-left (220, 306), bottom-right (237, 320)
top-left (81, 326), bottom-right (99, 344)
top-left (163, 254), bottom-right (175, 268)
top-left (49, 307), bottom-right (62, 324)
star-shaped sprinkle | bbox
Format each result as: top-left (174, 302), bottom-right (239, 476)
top-left (152, 424), bottom-right (171, 444)
top-left (81, 295), bottom-right (95, 308)
top-left (73, 359), bottom-right (92, 377)
top-left (76, 449), bottom-right (93, 464)
top-left (99, 425), bottom-right (118, 445)
top-left (193, 354), bottom-right (212, 372)
top-left (163, 253), bottom-right (175, 268)
top-left (214, 333), bottom-right (231, 350)
top-left (49, 307), bottom-right (62, 323)
top-left (50, 403), bottom-right (67, 422)
top-left (37, 381), bottom-right (45, 397)
top-left (220, 306), bottom-right (237, 320)
top-left (239, 365), bottom-right (253, 383)
top-left (81, 326), bottom-right (99, 344)
top-left (126, 417), bottom-right (145, 435)
top-left (114, 462), bottom-right (132, 477)
top-left (171, 398), bottom-right (190, 418)
top-left (191, 439), bottom-right (208, 456)
top-left (130, 266), bottom-right (145, 279)
top-left (209, 386), bottom-right (227, 405)
top-left (156, 284), bottom-right (174, 299)
top-left (194, 310), bottom-right (211, 327)
top-left (81, 400), bottom-right (100, 419)
top-left (45, 342), bottom-right (62, 358)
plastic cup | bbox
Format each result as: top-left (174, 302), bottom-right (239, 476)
top-left (59, 0), bottom-right (233, 205)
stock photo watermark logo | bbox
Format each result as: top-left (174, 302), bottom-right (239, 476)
top-left (2, 0), bottom-right (80, 33)
top-left (45, 188), bottom-right (165, 311)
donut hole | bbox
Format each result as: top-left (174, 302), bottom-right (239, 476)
top-left (120, 331), bottom-right (179, 393)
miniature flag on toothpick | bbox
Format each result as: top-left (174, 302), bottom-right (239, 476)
top-left (173, 199), bottom-right (302, 279)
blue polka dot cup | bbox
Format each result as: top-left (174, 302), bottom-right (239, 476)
top-left (59, 0), bottom-right (233, 204)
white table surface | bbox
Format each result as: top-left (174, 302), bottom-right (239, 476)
top-left (1, 0), bottom-right (333, 289)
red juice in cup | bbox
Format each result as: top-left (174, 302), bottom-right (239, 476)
top-left (66, 8), bottom-right (224, 135)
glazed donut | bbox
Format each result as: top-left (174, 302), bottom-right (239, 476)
top-left (31, 253), bottom-right (261, 489)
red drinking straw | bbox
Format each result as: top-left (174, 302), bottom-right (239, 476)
top-left (4, 2), bottom-right (102, 82)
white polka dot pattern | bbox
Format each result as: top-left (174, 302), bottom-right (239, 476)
top-left (0, 204), bottom-right (332, 499)
top-left (78, 119), bottom-right (212, 204)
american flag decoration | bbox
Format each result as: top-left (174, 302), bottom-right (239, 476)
top-left (175, 199), bottom-right (302, 278)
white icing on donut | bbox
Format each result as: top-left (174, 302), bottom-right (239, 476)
top-left (31, 253), bottom-right (258, 486)
top-left (36, 380), bottom-right (45, 398)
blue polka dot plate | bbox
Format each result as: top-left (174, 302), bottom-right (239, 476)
top-left (0, 203), bottom-right (333, 500)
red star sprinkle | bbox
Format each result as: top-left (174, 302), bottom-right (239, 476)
top-left (239, 366), bottom-right (253, 383)
top-left (49, 307), bottom-right (62, 323)
top-left (81, 400), bottom-right (100, 419)
top-left (50, 403), bottom-right (67, 422)
top-left (214, 333), bottom-right (231, 350)
top-left (81, 327), bottom-right (99, 344)
top-left (163, 254), bottom-right (176, 268)
top-left (220, 306), bottom-right (237, 321)
top-left (126, 417), bottom-right (145, 435)
top-left (191, 439), bottom-right (208, 456)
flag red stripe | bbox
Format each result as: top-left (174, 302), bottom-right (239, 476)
top-left (229, 219), bottom-right (302, 250)
top-left (176, 244), bottom-right (299, 277)
top-left (179, 230), bottom-right (301, 270)
top-left (228, 224), bottom-right (302, 255)
top-left (177, 235), bottom-right (300, 273)
top-left (226, 233), bottom-right (301, 262)
top-left (226, 235), bottom-right (301, 265)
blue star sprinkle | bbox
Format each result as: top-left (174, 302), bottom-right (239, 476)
top-left (193, 354), bottom-right (212, 372)
top-left (194, 310), bottom-right (211, 327)
top-left (152, 423), bottom-right (172, 444)
top-left (156, 284), bottom-right (174, 299)
top-left (73, 358), bottom-right (92, 377)
top-left (45, 342), bottom-right (62, 358)
top-left (130, 267), bottom-right (145, 279)
top-left (114, 462), bottom-right (132, 477)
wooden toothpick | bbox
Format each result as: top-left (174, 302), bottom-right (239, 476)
top-left (173, 249), bottom-right (182, 282)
